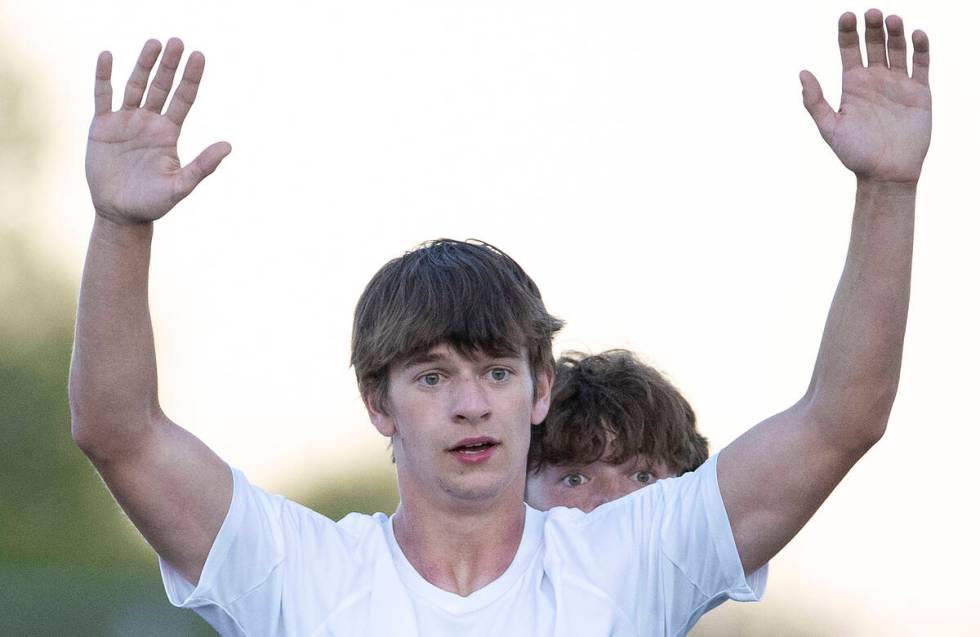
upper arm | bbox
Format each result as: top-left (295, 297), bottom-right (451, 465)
top-left (717, 399), bottom-right (874, 575)
top-left (84, 413), bottom-right (232, 586)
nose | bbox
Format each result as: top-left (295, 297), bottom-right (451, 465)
top-left (452, 376), bottom-right (492, 423)
top-left (584, 481), bottom-right (619, 512)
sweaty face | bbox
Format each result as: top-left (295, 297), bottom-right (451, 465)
top-left (366, 343), bottom-right (552, 510)
top-left (525, 457), bottom-right (675, 512)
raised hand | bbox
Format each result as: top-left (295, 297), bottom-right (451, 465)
top-left (85, 38), bottom-right (231, 225)
top-left (800, 10), bottom-right (931, 184)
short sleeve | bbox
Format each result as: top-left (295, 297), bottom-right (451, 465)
top-left (159, 467), bottom-right (288, 635)
top-left (658, 455), bottom-right (767, 618)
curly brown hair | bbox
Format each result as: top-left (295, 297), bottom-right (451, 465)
top-left (351, 239), bottom-right (564, 413)
top-left (528, 350), bottom-right (708, 475)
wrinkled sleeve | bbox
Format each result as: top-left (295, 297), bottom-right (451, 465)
top-left (657, 454), bottom-right (767, 630)
top-left (158, 467), bottom-right (289, 636)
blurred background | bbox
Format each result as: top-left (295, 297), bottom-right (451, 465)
top-left (1, 0), bottom-right (977, 635)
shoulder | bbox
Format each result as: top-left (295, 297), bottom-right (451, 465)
top-left (230, 470), bottom-right (394, 591)
top-left (229, 468), bottom-right (389, 553)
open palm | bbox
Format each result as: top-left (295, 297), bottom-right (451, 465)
top-left (85, 39), bottom-right (230, 224)
top-left (801, 11), bottom-right (931, 184)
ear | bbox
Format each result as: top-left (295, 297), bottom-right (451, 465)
top-left (530, 367), bottom-right (554, 426)
top-left (363, 391), bottom-right (397, 437)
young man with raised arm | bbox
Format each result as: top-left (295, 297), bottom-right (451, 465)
top-left (70, 10), bottom-right (930, 636)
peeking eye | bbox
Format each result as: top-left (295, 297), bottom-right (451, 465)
top-left (631, 470), bottom-right (656, 484)
top-left (420, 373), bottom-right (442, 387)
top-left (488, 368), bottom-right (510, 381)
top-left (561, 473), bottom-right (589, 488)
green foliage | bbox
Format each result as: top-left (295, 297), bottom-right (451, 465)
top-left (0, 231), bottom-right (213, 634)
top-left (0, 564), bottom-right (213, 637)
top-left (0, 232), bottom-right (140, 569)
top-left (0, 24), bottom-right (214, 632)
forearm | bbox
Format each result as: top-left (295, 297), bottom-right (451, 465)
top-left (69, 214), bottom-right (163, 458)
top-left (804, 178), bottom-right (916, 446)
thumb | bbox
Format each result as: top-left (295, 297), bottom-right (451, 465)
top-left (799, 70), bottom-right (835, 138)
top-left (177, 141), bottom-right (232, 198)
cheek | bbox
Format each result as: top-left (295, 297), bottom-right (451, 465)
top-left (527, 481), bottom-right (591, 511)
top-left (620, 479), bottom-right (648, 497)
top-left (388, 404), bottom-right (440, 460)
top-left (524, 475), bottom-right (548, 509)
top-left (596, 477), bottom-right (643, 504)
top-left (390, 389), bottom-right (446, 431)
top-left (524, 476), bottom-right (572, 510)
top-left (560, 488), bottom-right (592, 510)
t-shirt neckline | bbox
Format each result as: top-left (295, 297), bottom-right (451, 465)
top-left (382, 504), bottom-right (544, 615)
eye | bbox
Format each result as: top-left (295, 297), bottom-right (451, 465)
top-left (631, 470), bottom-right (656, 485)
top-left (419, 372), bottom-right (442, 387)
top-left (488, 368), bottom-right (510, 381)
top-left (560, 473), bottom-right (589, 488)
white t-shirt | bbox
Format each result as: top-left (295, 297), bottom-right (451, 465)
top-left (161, 454), bottom-right (766, 636)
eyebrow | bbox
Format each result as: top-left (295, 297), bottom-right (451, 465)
top-left (399, 351), bottom-right (448, 369)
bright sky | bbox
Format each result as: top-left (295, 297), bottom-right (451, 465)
top-left (6, 0), bottom-right (979, 634)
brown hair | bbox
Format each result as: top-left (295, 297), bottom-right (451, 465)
top-left (351, 239), bottom-right (564, 413)
top-left (528, 350), bottom-right (708, 475)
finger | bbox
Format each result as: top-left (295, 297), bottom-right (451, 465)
top-left (144, 38), bottom-right (185, 113)
top-left (864, 9), bottom-right (887, 67)
top-left (177, 141), bottom-right (232, 198)
top-left (123, 39), bottom-right (163, 109)
top-left (165, 51), bottom-right (205, 127)
top-left (94, 51), bottom-right (113, 115)
top-left (885, 15), bottom-right (907, 74)
top-left (911, 29), bottom-right (929, 86)
top-left (838, 12), bottom-right (862, 72)
top-left (799, 70), bottom-right (835, 141)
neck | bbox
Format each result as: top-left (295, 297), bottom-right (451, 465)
top-left (392, 491), bottom-right (526, 597)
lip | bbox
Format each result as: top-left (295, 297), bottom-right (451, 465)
top-left (450, 436), bottom-right (498, 449)
top-left (448, 436), bottom-right (499, 465)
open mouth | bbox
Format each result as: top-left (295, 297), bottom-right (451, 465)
top-left (452, 441), bottom-right (497, 453)
top-left (448, 437), bottom-right (499, 463)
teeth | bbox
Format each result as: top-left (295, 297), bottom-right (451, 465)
top-left (457, 442), bottom-right (491, 451)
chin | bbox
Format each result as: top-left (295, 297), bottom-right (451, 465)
top-left (439, 472), bottom-right (517, 505)
top-left (442, 481), bottom-right (503, 503)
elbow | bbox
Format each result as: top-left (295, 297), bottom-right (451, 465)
top-left (69, 391), bottom-right (96, 454)
top-left (856, 414), bottom-right (889, 450)
top-left (851, 390), bottom-right (895, 449)
top-left (69, 402), bottom-right (108, 460)
top-left (68, 382), bottom-right (109, 457)
top-left (800, 384), bottom-right (896, 453)
top-left (69, 391), bottom-right (161, 462)
top-left (71, 427), bottom-right (101, 461)
top-left (68, 372), bottom-right (100, 454)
